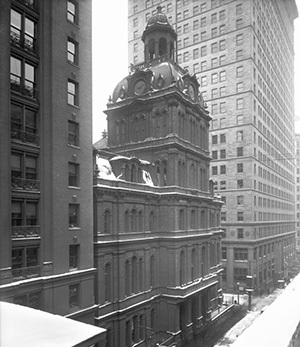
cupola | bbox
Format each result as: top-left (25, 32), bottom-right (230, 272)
top-left (142, 6), bottom-right (177, 62)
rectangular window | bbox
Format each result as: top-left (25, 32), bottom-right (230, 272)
top-left (212, 166), bottom-right (218, 175)
top-left (236, 130), bottom-right (243, 141)
top-left (68, 80), bottom-right (78, 106)
top-left (193, 33), bottom-right (199, 44)
top-left (236, 34), bottom-right (243, 45)
top-left (211, 104), bottom-right (218, 115)
top-left (236, 3), bottom-right (242, 15)
top-left (193, 48), bottom-right (199, 59)
top-left (211, 57), bottom-right (218, 68)
top-left (220, 117), bottom-right (226, 128)
top-left (221, 212), bottom-right (226, 222)
top-left (220, 149), bottom-right (226, 158)
top-left (11, 57), bottom-right (37, 98)
top-left (211, 27), bottom-right (217, 37)
top-left (212, 150), bottom-right (218, 159)
top-left (200, 17), bottom-right (206, 27)
top-left (201, 46), bottom-right (207, 56)
top-left (219, 24), bottom-right (225, 34)
top-left (220, 133), bottom-right (226, 143)
top-left (234, 268), bottom-right (248, 281)
top-left (67, 1), bottom-right (77, 23)
top-left (201, 75), bottom-right (207, 86)
top-left (220, 180), bottom-right (226, 190)
top-left (200, 31), bottom-right (207, 41)
top-left (236, 98), bottom-right (244, 109)
top-left (201, 61), bottom-right (207, 71)
top-left (219, 10), bottom-right (225, 20)
top-left (183, 51), bottom-right (189, 62)
top-left (236, 82), bottom-right (243, 93)
top-left (219, 40), bottom-right (225, 51)
top-left (220, 165), bottom-right (226, 174)
top-left (220, 86), bottom-right (226, 97)
top-left (211, 73), bottom-right (218, 84)
top-left (67, 38), bottom-right (78, 64)
top-left (211, 88), bottom-right (218, 99)
top-left (211, 13), bottom-right (217, 23)
top-left (183, 10), bottom-right (189, 19)
top-left (212, 135), bottom-right (218, 144)
top-left (237, 147), bottom-right (243, 156)
top-left (237, 195), bottom-right (244, 206)
top-left (200, 3), bottom-right (207, 12)
top-left (211, 42), bottom-right (218, 53)
top-left (69, 204), bottom-right (79, 228)
top-left (234, 248), bottom-right (248, 261)
top-left (183, 23), bottom-right (189, 33)
top-left (193, 63), bottom-right (199, 73)
top-left (222, 247), bottom-right (227, 259)
top-left (237, 163), bottom-right (243, 173)
top-left (236, 114), bottom-right (243, 125)
top-left (236, 18), bottom-right (243, 29)
top-left (219, 70), bottom-right (226, 82)
top-left (237, 228), bottom-right (244, 239)
top-left (193, 20), bottom-right (199, 30)
top-left (68, 162), bottom-right (79, 187)
top-left (68, 120), bottom-right (79, 146)
top-left (69, 245), bottom-right (79, 269)
top-left (193, 5), bottom-right (199, 15)
top-left (237, 179), bottom-right (243, 188)
top-left (133, 18), bottom-right (138, 27)
top-left (219, 55), bottom-right (225, 65)
top-left (69, 283), bottom-right (80, 308)
top-left (236, 50), bottom-right (243, 60)
top-left (220, 102), bottom-right (226, 113)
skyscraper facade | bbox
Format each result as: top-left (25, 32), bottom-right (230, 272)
top-left (295, 134), bottom-right (300, 251)
top-left (128, 0), bottom-right (298, 293)
top-left (0, 0), bottom-right (96, 324)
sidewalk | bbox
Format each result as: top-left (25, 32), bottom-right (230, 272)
top-left (214, 288), bottom-right (284, 346)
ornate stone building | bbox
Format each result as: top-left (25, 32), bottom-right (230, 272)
top-left (93, 7), bottom-right (223, 346)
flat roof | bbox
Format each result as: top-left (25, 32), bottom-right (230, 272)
top-left (231, 273), bottom-right (300, 347)
top-left (0, 302), bottom-right (105, 347)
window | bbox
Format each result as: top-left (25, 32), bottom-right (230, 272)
top-left (67, 1), bottom-right (77, 23)
top-left (211, 88), bottom-right (218, 99)
top-left (219, 24), bottom-right (225, 34)
top-left (219, 70), bottom-right (226, 82)
top-left (234, 267), bottom-right (248, 281)
top-left (219, 10), bottom-right (225, 20)
top-left (211, 73), bottom-right (218, 84)
top-left (12, 200), bottom-right (38, 226)
top-left (220, 165), bottom-right (226, 174)
top-left (219, 55), bottom-right (225, 65)
top-left (193, 33), bottom-right (199, 44)
top-left (212, 150), bottom-right (218, 159)
top-left (193, 20), bottom-right (199, 30)
top-left (221, 212), bottom-right (226, 222)
top-left (236, 50), bottom-right (243, 60)
top-left (201, 46), bottom-right (207, 56)
top-left (211, 104), bottom-right (218, 115)
top-left (222, 247), bottom-right (227, 259)
top-left (193, 48), bottom-right (199, 59)
top-left (212, 119), bottom-right (218, 129)
top-left (193, 63), bottom-right (199, 73)
top-left (211, 0), bottom-right (218, 8)
top-left (237, 179), bottom-right (243, 188)
top-left (68, 80), bottom-right (78, 106)
top-left (236, 130), bottom-right (243, 141)
top-left (220, 86), bottom-right (226, 97)
top-left (220, 102), bottom-right (226, 113)
top-left (201, 76), bottom-right (207, 86)
top-left (11, 152), bottom-right (37, 181)
top-left (211, 57), bottom-right (218, 68)
top-left (234, 248), bottom-right (248, 261)
top-left (236, 82), bottom-right (243, 93)
top-left (220, 133), bottom-right (226, 143)
top-left (220, 149), bottom-right (226, 158)
top-left (237, 195), bottom-right (244, 206)
top-left (220, 117), bottom-right (226, 128)
top-left (183, 51), bottom-right (189, 62)
top-left (219, 40), bottom-right (225, 51)
top-left (201, 61), bottom-right (207, 71)
top-left (11, 56), bottom-right (37, 98)
top-left (236, 115), bottom-right (243, 125)
top-left (69, 283), bottom-right (80, 308)
top-left (68, 162), bottom-right (79, 187)
top-left (236, 3), bottom-right (242, 15)
top-left (237, 147), bottom-right (243, 156)
top-left (236, 98), bottom-right (244, 109)
top-left (183, 9), bottom-right (189, 19)
top-left (212, 135), bottom-right (218, 144)
top-left (69, 245), bottom-right (79, 269)
top-left (133, 17), bottom-right (138, 27)
top-left (193, 5), bottom-right (199, 15)
top-left (212, 166), bottom-right (218, 175)
top-left (183, 23), bottom-right (189, 33)
top-left (133, 5), bottom-right (138, 13)
top-left (11, 9), bottom-right (36, 53)
top-left (133, 43), bottom-right (138, 53)
top-left (69, 204), bottom-right (79, 228)
top-left (220, 180), bottom-right (226, 190)
top-left (211, 27), bottom-right (217, 37)
top-left (236, 18), bottom-right (243, 29)
top-left (211, 13), bottom-right (217, 23)
top-left (133, 30), bottom-right (138, 39)
top-left (200, 17), bottom-right (206, 27)
top-left (68, 120), bottom-right (79, 146)
top-left (211, 42), bottom-right (218, 53)
top-left (236, 34), bottom-right (243, 45)
top-left (200, 31), bottom-right (207, 41)
top-left (200, 2), bottom-right (207, 12)
top-left (237, 163), bottom-right (243, 173)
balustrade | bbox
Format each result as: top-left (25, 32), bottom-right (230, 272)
top-left (12, 265), bottom-right (40, 280)
top-left (12, 225), bottom-right (40, 238)
top-left (11, 129), bottom-right (39, 145)
top-left (11, 177), bottom-right (40, 191)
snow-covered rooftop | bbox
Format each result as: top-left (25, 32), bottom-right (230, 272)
top-left (0, 301), bottom-right (105, 347)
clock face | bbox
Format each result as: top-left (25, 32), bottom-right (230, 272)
top-left (189, 84), bottom-right (196, 100)
top-left (134, 79), bottom-right (146, 95)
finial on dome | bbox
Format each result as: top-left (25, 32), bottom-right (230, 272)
top-left (157, 5), bottom-right (162, 13)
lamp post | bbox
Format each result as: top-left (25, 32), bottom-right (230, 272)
top-left (237, 282), bottom-right (240, 304)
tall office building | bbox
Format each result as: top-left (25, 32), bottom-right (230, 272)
top-left (93, 7), bottom-right (223, 346)
top-left (0, 0), bottom-right (96, 324)
top-left (128, 0), bottom-right (298, 293)
top-left (295, 134), bottom-right (300, 251)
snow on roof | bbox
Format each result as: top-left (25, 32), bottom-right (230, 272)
top-left (0, 301), bottom-right (105, 347)
top-left (110, 155), bottom-right (150, 165)
top-left (231, 273), bottom-right (300, 347)
top-left (96, 157), bottom-right (117, 180)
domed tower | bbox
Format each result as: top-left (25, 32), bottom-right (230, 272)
top-left (142, 5), bottom-right (177, 62)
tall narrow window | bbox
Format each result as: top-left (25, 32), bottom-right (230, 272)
top-left (67, 1), bottom-right (77, 23)
top-left (125, 260), bottom-right (130, 295)
top-left (105, 263), bottom-right (112, 302)
top-left (69, 244), bottom-right (79, 269)
top-left (69, 283), bottom-right (80, 308)
top-left (67, 38), bottom-right (78, 64)
top-left (150, 255), bottom-right (155, 287)
top-left (104, 210), bottom-right (111, 234)
top-left (68, 80), bottom-right (78, 106)
top-left (68, 162), bottom-right (79, 187)
top-left (68, 120), bottom-right (79, 146)
top-left (69, 204), bottom-right (79, 228)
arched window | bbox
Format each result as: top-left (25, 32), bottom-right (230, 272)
top-left (201, 210), bottom-right (206, 228)
top-left (179, 209), bottom-right (185, 230)
top-left (201, 246), bottom-right (206, 277)
top-left (159, 37), bottom-right (167, 56)
top-left (139, 258), bottom-right (143, 291)
top-left (105, 263), bottom-right (112, 302)
top-left (138, 210), bottom-right (143, 232)
top-left (149, 211), bottom-right (155, 231)
top-left (131, 164), bottom-right (137, 182)
top-left (125, 210), bottom-right (130, 233)
top-left (210, 241), bottom-right (215, 267)
top-left (148, 39), bottom-right (155, 60)
top-left (125, 164), bottom-right (130, 181)
top-left (104, 209), bottom-right (111, 234)
top-left (163, 161), bottom-right (168, 186)
top-left (191, 248), bottom-right (196, 281)
top-left (125, 260), bottom-right (130, 296)
top-left (180, 250), bottom-right (185, 285)
top-left (150, 308), bottom-right (155, 330)
top-left (150, 255), bottom-right (155, 287)
top-left (131, 256), bottom-right (138, 293)
top-left (131, 209), bottom-right (137, 232)
top-left (191, 209), bottom-right (196, 229)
